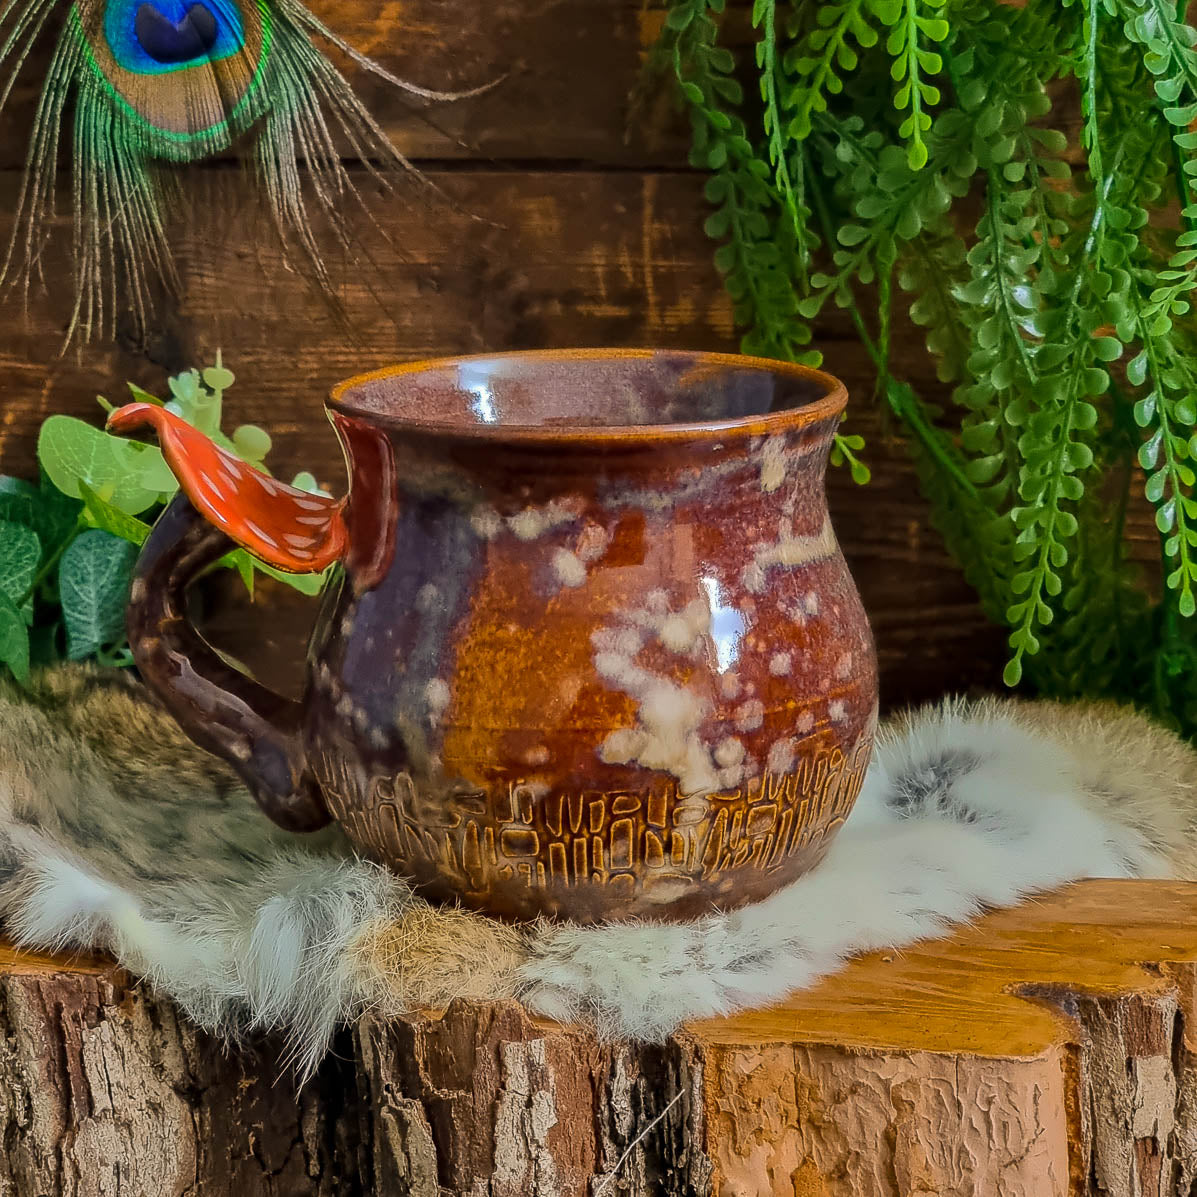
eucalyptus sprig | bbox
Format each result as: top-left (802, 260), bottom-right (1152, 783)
top-left (661, 0), bottom-right (1197, 736)
top-left (0, 358), bottom-right (331, 682)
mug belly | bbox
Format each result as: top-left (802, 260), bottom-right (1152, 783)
top-left (304, 524), bottom-right (878, 923)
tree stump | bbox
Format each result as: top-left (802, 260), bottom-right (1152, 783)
top-left (2, 879), bottom-right (1197, 1196)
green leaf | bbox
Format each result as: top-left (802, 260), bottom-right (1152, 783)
top-left (254, 560), bottom-right (329, 597)
top-left (167, 369), bottom-right (221, 438)
top-left (0, 520), bottom-right (41, 609)
top-left (234, 552), bottom-right (255, 598)
top-left (59, 531), bottom-right (140, 661)
top-left (0, 594), bottom-right (29, 683)
top-left (124, 442), bottom-right (179, 496)
top-left (0, 479), bottom-right (38, 529)
top-left (38, 416), bottom-right (160, 514)
top-left (21, 471), bottom-right (83, 583)
top-left (125, 382), bottom-right (163, 405)
top-left (78, 482), bottom-right (152, 546)
top-left (290, 471), bottom-right (328, 495)
top-left (666, 4), bottom-right (694, 30)
top-left (0, 478), bottom-right (36, 500)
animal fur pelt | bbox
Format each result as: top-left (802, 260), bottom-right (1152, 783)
top-left (0, 665), bottom-right (1192, 1078)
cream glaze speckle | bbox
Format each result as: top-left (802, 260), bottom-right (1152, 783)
top-left (714, 737), bottom-right (746, 768)
top-left (759, 435), bottom-right (788, 493)
top-left (592, 597), bottom-right (726, 796)
top-left (742, 517), bottom-right (838, 594)
top-left (575, 523), bottom-right (611, 564)
top-left (735, 699), bottom-right (765, 733)
top-left (424, 680), bottom-right (451, 724)
top-left (767, 737), bottom-right (798, 774)
top-left (552, 548), bottom-right (588, 589)
top-left (507, 497), bottom-right (582, 541)
top-left (469, 506), bottom-right (503, 540)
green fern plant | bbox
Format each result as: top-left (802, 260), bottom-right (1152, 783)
top-left (661, 0), bottom-right (1197, 736)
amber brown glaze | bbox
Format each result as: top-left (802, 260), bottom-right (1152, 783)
top-left (117, 349), bottom-right (878, 923)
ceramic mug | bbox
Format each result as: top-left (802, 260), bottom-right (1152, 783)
top-left (110, 349), bottom-right (878, 924)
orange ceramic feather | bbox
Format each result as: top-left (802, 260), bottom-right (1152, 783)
top-left (107, 402), bottom-right (347, 573)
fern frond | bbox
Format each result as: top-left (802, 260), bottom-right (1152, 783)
top-left (782, 0), bottom-right (878, 142)
top-left (876, 0), bottom-right (950, 168)
top-left (664, 0), bottom-right (817, 363)
top-left (663, 0), bottom-right (1197, 737)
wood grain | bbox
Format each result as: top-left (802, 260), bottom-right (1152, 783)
top-left (4, 880), bottom-right (1197, 1194)
top-left (0, 0), bottom-right (691, 169)
top-left (0, 0), bottom-right (1151, 710)
top-left (0, 163), bottom-right (1012, 705)
top-left (695, 881), bottom-right (1197, 1196)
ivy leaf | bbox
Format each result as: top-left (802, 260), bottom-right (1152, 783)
top-left (59, 531), bottom-right (139, 661)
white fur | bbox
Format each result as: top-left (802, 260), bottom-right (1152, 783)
top-left (0, 696), bottom-right (1181, 1071)
top-left (4, 829), bottom-right (407, 1078)
top-left (517, 699), bottom-right (1173, 1037)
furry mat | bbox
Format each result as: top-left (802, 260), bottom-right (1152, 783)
top-left (0, 667), bottom-right (1194, 1077)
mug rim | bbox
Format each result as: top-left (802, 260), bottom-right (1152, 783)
top-left (327, 348), bottom-right (848, 443)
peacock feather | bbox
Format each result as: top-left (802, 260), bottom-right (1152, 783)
top-left (0, 0), bottom-right (481, 345)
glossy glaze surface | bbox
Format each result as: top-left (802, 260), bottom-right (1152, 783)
top-left (116, 349), bottom-right (878, 923)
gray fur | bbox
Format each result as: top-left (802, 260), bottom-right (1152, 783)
top-left (0, 671), bottom-right (1193, 1074)
top-left (886, 748), bottom-right (986, 820)
top-left (0, 666), bottom-right (410, 1076)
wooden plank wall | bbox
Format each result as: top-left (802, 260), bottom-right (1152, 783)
top-left (0, 0), bottom-right (1008, 705)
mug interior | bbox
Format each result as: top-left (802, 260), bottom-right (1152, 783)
top-left (330, 350), bottom-right (842, 435)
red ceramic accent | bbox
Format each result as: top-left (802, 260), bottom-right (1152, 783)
top-left (115, 349), bottom-right (879, 925)
top-left (106, 403), bottom-right (348, 573)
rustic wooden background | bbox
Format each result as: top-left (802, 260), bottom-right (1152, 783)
top-left (0, 0), bottom-right (1009, 706)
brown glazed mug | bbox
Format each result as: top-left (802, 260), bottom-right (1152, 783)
top-left (109, 349), bottom-right (878, 924)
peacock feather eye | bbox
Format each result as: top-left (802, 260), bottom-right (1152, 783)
top-left (75, 0), bottom-right (269, 156)
top-left (104, 0), bottom-right (246, 72)
top-left (0, 0), bottom-right (490, 346)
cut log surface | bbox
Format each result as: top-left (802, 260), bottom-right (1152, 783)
top-left (1, 880), bottom-right (1197, 1195)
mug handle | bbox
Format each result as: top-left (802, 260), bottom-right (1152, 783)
top-left (107, 403), bottom-right (349, 832)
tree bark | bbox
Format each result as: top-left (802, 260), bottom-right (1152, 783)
top-left (3, 881), bottom-right (1197, 1196)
